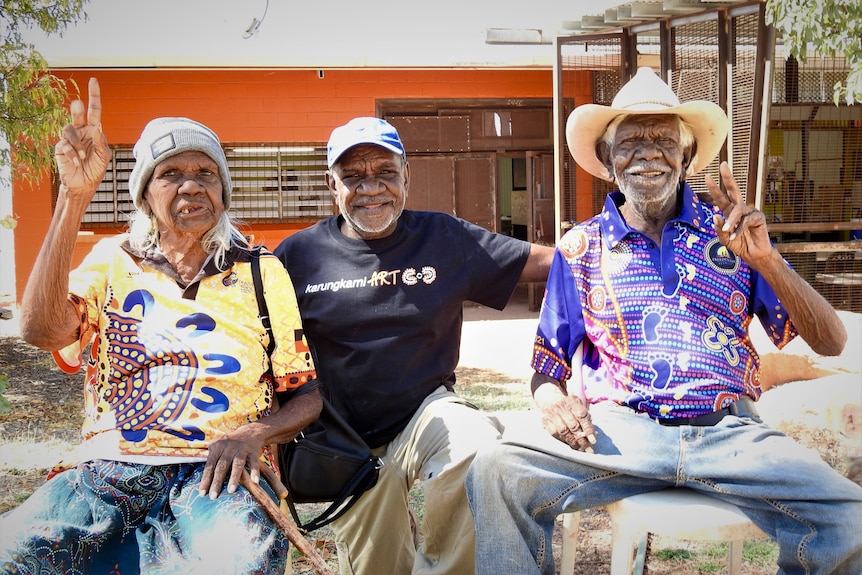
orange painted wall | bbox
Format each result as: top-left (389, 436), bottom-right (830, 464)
top-left (12, 67), bottom-right (569, 302)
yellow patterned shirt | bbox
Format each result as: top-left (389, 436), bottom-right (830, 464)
top-left (50, 235), bottom-right (316, 473)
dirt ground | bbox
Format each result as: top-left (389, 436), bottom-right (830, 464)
top-left (1, 295), bottom-right (860, 574)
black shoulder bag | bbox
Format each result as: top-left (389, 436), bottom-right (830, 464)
top-left (250, 247), bottom-right (383, 533)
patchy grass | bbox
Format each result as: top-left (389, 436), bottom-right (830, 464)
top-left (456, 366), bottom-right (533, 412)
top-left (649, 538), bottom-right (779, 574)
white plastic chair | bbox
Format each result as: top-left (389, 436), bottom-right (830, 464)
top-left (556, 342), bottom-right (768, 574)
top-left (559, 488), bottom-right (767, 575)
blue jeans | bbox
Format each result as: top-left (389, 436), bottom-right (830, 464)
top-left (0, 460), bottom-right (289, 575)
top-left (466, 404), bottom-right (862, 575)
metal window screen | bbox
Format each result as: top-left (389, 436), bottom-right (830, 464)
top-left (79, 143), bottom-right (331, 226)
top-left (82, 148), bottom-right (135, 225)
top-left (556, 3), bottom-right (861, 314)
top-left (225, 144), bottom-right (331, 222)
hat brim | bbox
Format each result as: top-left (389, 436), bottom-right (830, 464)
top-left (565, 101), bottom-right (730, 181)
top-left (328, 140), bottom-right (404, 169)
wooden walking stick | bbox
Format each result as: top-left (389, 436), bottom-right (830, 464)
top-left (241, 467), bottom-right (335, 575)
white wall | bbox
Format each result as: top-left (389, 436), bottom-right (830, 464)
top-left (0, 132), bottom-right (19, 336)
top-left (24, 0), bottom-right (623, 69)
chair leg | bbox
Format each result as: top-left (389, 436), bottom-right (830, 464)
top-left (609, 525), bottom-right (640, 575)
top-left (728, 540), bottom-right (744, 575)
top-left (559, 512), bottom-right (581, 575)
top-left (631, 533), bottom-right (648, 575)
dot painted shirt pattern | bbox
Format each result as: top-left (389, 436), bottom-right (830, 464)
top-left (532, 186), bottom-right (797, 419)
top-left (54, 235), bottom-right (316, 467)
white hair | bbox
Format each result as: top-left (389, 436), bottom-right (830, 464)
top-left (127, 209), bottom-right (249, 270)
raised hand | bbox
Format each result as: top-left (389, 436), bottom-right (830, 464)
top-left (705, 161), bottom-right (773, 268)
top-left (53, 77), bottom-right (111, 200)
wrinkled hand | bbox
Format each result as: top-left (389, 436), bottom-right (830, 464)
top-left (54, 77), bottom-right (111, 200)
top-left (705, 161), bottom-right (773, 268)
top-left (199, 428), bottom-right (266, 499)
top-left (540, 395), bottom-right (596, 453)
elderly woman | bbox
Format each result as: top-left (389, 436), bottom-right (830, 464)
top-left (0, 78), bottom-right (321, 574)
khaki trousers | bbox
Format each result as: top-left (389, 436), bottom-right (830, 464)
top-left (330, 386), bottom-right (503, 575)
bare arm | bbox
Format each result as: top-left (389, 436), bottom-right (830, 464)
top-left (200, 386), bottom-right (323, 499)
top-left (706, 162), bottom-right (846, 356)
top-left (20, 78), bottom-right (111, 350)
top-left (518, 243), bottom-right (555, 283)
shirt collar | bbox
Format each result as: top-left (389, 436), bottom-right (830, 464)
top-left (598, 182), bottom-right (707, 250)
top-left (121, 236), bottom-right (249, 298)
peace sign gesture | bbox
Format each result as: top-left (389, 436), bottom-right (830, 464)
top-left (54, 77), bottom-right (111, 201)
top-left (705, 161), bottom-right (773, 270)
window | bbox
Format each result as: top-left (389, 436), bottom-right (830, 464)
top-left (83, 147), bottom-right (135, 225)
top-left (80, 142), bottom-right (332, 226)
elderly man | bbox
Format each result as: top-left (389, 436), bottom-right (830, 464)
top-left (466, 67), bottom-right (862, 575)
top-left (274, 117), bottom-right (554, 575)
top-left (0, 78), bottom-right (321, 574)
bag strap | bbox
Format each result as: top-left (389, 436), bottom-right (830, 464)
top-left (250, 246), bottom-right (275, 357)
top-left (251, 246), bottom-right (375, 533)
top-left (285, 457), bottom-right (382, 533)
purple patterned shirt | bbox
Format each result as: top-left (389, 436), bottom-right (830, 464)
top-left (532, 185), bottom-right (797, 419)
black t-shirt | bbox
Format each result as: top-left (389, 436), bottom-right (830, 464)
top-left (274, 210), bottom-right (531, 448)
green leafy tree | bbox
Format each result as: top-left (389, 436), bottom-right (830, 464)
top-left (1, 1), bottom-right (88, 412)
top-left (766, 0), bottom-right (862, 105)
top-left (1, 0), bottom-right (89, 185)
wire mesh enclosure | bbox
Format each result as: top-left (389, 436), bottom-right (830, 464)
top-left (555, 1), bottom-right (861, 313)
top-left (557, 34), bottom-right (623, 225)
top-left (781, 248), bottom-right (862, 312)
top-left (669, 15), bottom-right (724, 199)
top-left (767, 50), bottom-right (862, 233)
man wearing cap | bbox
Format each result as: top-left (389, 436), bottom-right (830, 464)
top-left (466, 68), bottom-right (862, 574)
top-left (1, 78), bottom-right (321, 574)
top-left (274, 117), bottom-right (554, 574)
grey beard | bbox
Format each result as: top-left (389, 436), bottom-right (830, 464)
top-left (616, 171), bottom-right (681, 219)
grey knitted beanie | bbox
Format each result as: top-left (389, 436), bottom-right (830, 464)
top-left (128, 117), bottom-right (232, 209)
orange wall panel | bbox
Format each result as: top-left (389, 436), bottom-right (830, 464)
top-left (12, 67), bottom-right (555, 302)
top-left (47, 69), bottom-right (553, 145)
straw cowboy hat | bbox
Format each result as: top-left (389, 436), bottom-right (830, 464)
top-left (566, 66), bottom-right (730, 182)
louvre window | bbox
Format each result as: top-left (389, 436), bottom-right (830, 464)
top-left (79, 142), bottom-right (332, 226)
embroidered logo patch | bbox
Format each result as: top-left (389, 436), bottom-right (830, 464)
top-left (151, 133), bottom-right (177, 160)
top-left (703, 238), bottom-right (739, 275)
